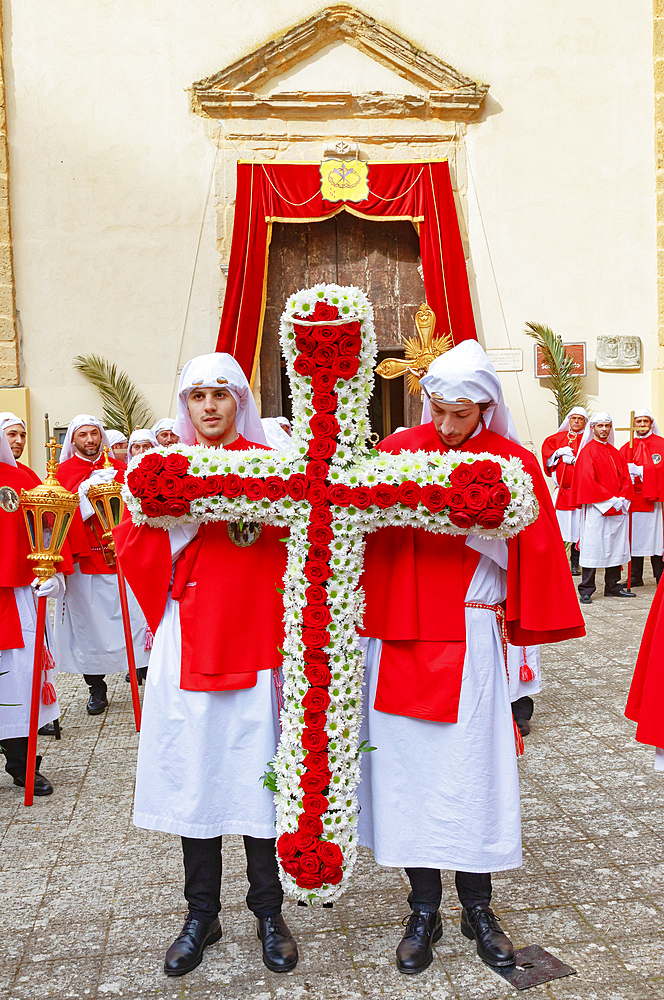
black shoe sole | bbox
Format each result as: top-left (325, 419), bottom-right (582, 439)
top-left (461, 922), bottom-right (515, 968)
top-left (12, 777), bottom-right (53, 796)
top-left (396, 922), bottom-right (443, 974)
top-left (86, 703), bottom-right (108, 716)
top-left (164, 924), bottom-right (222, 977)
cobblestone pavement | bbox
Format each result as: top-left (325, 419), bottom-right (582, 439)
top-left (1, 569), bottom-right (664, 999)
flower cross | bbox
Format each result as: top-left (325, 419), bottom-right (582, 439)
top-left (124, 283), bottom-right (538, 903)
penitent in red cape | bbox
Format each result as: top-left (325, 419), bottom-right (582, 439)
top-left (621, 433), bottom-right (664, 511)
top-left (359, 422), bottom-right (585, 723)
top-left (114, 436), bottom-right (287, 693)
top-left (57, 452), bottom-right (127, 574)
top-left (541, 429), bottom-right (584, 511)
top-left (626, 586), bottom-right (664, 748)
top-left (568, 438), bottom-right (632, 509)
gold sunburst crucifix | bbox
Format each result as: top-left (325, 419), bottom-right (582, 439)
top-left (374, 304), bottom-right (453, 395)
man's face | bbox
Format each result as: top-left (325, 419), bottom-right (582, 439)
top-left (130, 440), bottom-right (154, 457)
top-left (635, 416), bottom-right (652, 437)
top-left (156, 429), bottom-right (179, 447)
top-left (4, 423), bottom-right (26, 459)
top-left (429, 399), bottom-right (482, 448)
top-left (113, 440), bottom-right (128, 464)
top-left (569, 414), bottom-right (587, 434)
top-left (593, 421), bottom-right (612, 442)
top-left (187, 387), bottom-right (238, 446)
top-left (72, 424), bottom-right (102, 457)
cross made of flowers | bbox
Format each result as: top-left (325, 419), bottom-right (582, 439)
top-left (123, 283), bottom-right (538, 904)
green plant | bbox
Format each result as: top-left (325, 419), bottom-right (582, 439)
top-left (524, 322), bottom-right (588, 424)
top-left (73, 354), bottom-right (154, 437)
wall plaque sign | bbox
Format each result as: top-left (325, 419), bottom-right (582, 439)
top-left (535, 343), bottom-right (586, 378)
top-left (595, 335), bottom-right (641, 371)
top-left (486, 349), bottom-right (523, 372)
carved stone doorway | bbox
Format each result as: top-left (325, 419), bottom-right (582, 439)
top-left (260, 212), bottom-right (425, 437)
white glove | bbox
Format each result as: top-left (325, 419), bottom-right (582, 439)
top-left (595, 497), bottom-right (622, 515)
top-left (561, 453), bottom-right (575, 465)
top-left (628, 463), bottom-right (643, 480)
top-left (31, 572), bottom-right (65, 599)
top-left (78, 467), bottom-right (117, 521)
top-left (620, 496), bottom-right (631, 513)
top-left (559, 446), bottom-right (574, 460)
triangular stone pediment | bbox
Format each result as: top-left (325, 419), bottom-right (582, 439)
top-left (192, 5), bottom-right (488, 121)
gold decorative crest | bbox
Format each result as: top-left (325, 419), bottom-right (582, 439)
top-left (375, 303), bottom-right (453, 395)
top-left (320, 159), bottom-right (369, 203)
top-left (0, 485), bottom-right (20, 513)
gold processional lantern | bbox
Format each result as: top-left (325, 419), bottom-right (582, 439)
top-left (87, 447), bottom-right (125, 562)
top-left (20, 438), bottom-right (79, 582)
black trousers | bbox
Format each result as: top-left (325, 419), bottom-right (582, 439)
top-left (83, 674), bottom-right (106, 691)
top-left (511, 696), bottom-right (534, 721)
top-left (182, 835), bottom-right (283, 922)
top-left (578, 565), bottom-right (622, 598)
top-left (0, 736), bottom-right (31, 779)
top-left (630, 555), bottom-right (664, 585)
top-left (404, 868), bottom-right (492, 913)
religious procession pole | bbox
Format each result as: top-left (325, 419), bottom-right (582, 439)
top-left (19, 438), bottom-right (79, 805)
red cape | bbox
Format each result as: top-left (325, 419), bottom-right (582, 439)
top-left (569, 439), bottom-right (631, 508)
top-left (541, 429), bottom-right (583, 510)
top-left (621, 434), bottom-right (664, 512)
top-left (57, 452), bottom-right (126, 574)
top-left (626, 581), bottom-right (664, 746)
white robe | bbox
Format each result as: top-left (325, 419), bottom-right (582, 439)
top-left (631, 506), bottom-right (664, 558)
top-left (508, 644), bottom-right (542, 702)
top-left (133, 596), bottom-right (281, 839)
top-left (53, 565), bottom-right (149, 675)
top-left (555, 508), bottom-right (580, 545)
top-left (358, 553), bottom-right (521, 874)
top-left (578, 504), bottom-right (630, 568)
top-left (0, 586), bottom-right (59, 740)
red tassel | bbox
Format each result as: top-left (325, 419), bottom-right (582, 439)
top-left (42, 648), bottom-right (55, 671)
top-left (144, 624), bottom-right (154, 652)
top-left (41, 681), bottom-right (57, 706)
top-left (519, 652), bottom-right (535, 683)
top-left (513, 718), bottom-right (525, 757)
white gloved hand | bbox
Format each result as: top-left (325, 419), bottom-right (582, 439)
top-left (31, 572), bottom-right (65, 599)
top-left (559, 446), bottom-right (575, 459)
top-left (78, 467), bottom-right (117, 520)
top-left (561, 453), bottom-right (575, 465)
top-left (595, 497), bottom-right (622, 515)
top-left (628, 463), bottom-right (643, 480)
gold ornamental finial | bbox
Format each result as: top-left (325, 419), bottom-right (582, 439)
top-left (20, 438), bottom-right (80, 582)
top-left (375, 304), bottom-right (453, 395)
top-left (101, 445), bottom-right (113, 468)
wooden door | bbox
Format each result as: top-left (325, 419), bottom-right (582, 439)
top-left (260, 212), bottom-right (425, 437)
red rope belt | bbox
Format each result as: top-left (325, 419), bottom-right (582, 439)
top-left (464, 601), bottom-right (524, 757)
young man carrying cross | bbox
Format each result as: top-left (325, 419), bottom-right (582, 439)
top-left (115, 354), bottom-right (299, 978)
top-left (359, 341), bottom-right (585, 973)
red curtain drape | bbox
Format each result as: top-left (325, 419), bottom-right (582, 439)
top-left (216, 160), bottom-right (477, 381)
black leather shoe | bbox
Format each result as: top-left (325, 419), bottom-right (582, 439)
top-left (38, 722), bottom-right (56, 736)
top-left (86, 690), bottom-right (108, 715)
top-left (605, 589), bottom-right (636, 598)
top-left (396, 909), bottom-right (443, 974)
top-left (164, 916), bottom-right (222, 976)
top-left (256, 913), bottom-right (298, 972)
top-left (11, 756), bottom-right (53, 796)
top-left (461, 905), bottom-right (514, 967)
top-left (579, 594), bottom-right (592, 604)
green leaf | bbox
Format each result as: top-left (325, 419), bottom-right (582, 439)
top-left (357, 740), bottom-right (377, 753)
top-left (73, 354), bottom-right (154, 437)
top-left (275, 586), bottom-right (284, 594)
top-left (523, 322), bottom-right (588, 423)
top-left (261, 761), bottom-right (278, 793)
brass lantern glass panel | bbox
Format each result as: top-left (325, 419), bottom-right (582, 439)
top-left (41, 511), bottom-right (55, 550)
top-left (55, 511), bottom-right (72, 551)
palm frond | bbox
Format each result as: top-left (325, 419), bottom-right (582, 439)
top-left (73, 354), bottom-right (154, 437)
top-left (523, 322), bottom-right (588, 423)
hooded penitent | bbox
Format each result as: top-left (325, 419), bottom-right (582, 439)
top-left (173, 353), bottom-right (266, 447)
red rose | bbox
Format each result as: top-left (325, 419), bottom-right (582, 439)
top-left (142, 499), bottom-right (167, 517)
top-left (306, 481), bottom-right (328, 505)
top-left (308, 437), bottom-right (336, 460)
top-left (303, 750), bottom-right (329, 771)
top-left (309, 506), bottom-right (333, 526)
top-left (306, 460), bottom-right (328, 481)
top-left (310, 414), bottom-right (340, 438)
top-left (281, 859), bottom-right (300, 877)
top-left (293, 322), bottom-right (314, 336)
top-left (308, 524), bottom-right (334, 545)
top-left (303, 605), bottom-right (332, 628)
top-left (295, 334), bottom-right (315, 355)
top-left (163, 453), bottom-right (190, 476)
top-left (126, 469), bottom-right (145, 496)
top-left (312, 392), bottom-right (337, 413)
top-left (300, 771), bottom-right (329, 793)
top-left (370, 484), bottom-right (398, 509)
top-left (313, 344), bottom-right (339, 368)
top-left (141, 474), bottom-right (162, 498)
top-left (311, 370), bottom-right (337, 392)
top-left (302, 792), bottom-right (329, 816)
top-left (447, 489), bottom-right (468, 511)
top-left (304, 561), bottom-right (331, 584)
top-left (299, 852), bottom-right (321, 874)
top-left (320, 865), bottom-right (343, 885)
top-left (327, 484), bottom-right (352, 506)
top-left (223, 474), bottom-right (243, 498)
top-left (347, 486), bottom-right (370, 510)
top-left (161, 475), bottom-right (185, 498)
top-left (301, 729), bottom-right (329, 752)
top-left (476, 508), bottom-right (505, 528)
top-left (316, 841), bottom-right (343, 866)
top-left (305, 583), bottom-right (327, 605)
top-left (287, 474), bottom-right (307, 500)
top-left (140, 452), bottom-right (166, 474)
top-left (397, 481), bottom-right (421, 509)
top-left (304, 709), bottom-right (327, 731)
top-left (309, 543), bottom-right (331, 563)
top-left (165, 498), bottom-right (189, 517)
top-left (277, 832), bottom-right (298, 861)
top-left (298, 814), bottom-right (323, 836)
top-left (420, 484), bottom-right (448, 513)
top-left (332, 356), bottom-right (360, 380)
top-left (294, 355), bottom-right (315, 377)
top-left (475, 460), bottom-right (502, 485)
top-left (302, 687), bottom-right (331, 711)
top-left (449, 510), bottom-right (475, 529)
top-left (449, 464), bottom-right (476, 487)
top-left (312, 301), bottom-right (338, 322)
top-left (182, 476), bottom-right (208, 500)
top-left (264, 476), bottom-right (287, 500)
top-left (488, 483), bottom-right (512, 509)
top-left (313, 326), bottom-right (339, 345)
top-left (242, 478), bottom-right (265, 501)
top-left (204, 475), bottom-right (224, 496)
top-left (295, 872), bottom-right (323, 889)
top-left (305, 663), bottom-right (332, 686)
top-left (301, 627), bottom-right (330, 649)
top-left (339, 335), bottom-right (362, 357)
top-left (464, 484), bottom-right (489, 512)
top-left (304, 648), bottom-right (329, 664)
top-left (339, 322), bottom-right (359, 335)
top-left (293, 831), bottom-right (317, 853)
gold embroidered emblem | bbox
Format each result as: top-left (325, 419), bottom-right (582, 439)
top-left (320, 159), bottom-right (369, 203)
top-left (0, 486), bottom-right (20, 513)
top-left (653, 453), bottom-right (662, 465)
top-left (227, 520), bottom-right (263, 547)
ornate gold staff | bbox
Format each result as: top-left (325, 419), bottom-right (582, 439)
top-left (375, 304), bottom-right (453, 396)
top-left (19, 437), bottom-right (79, 806)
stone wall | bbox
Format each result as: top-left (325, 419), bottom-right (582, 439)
top-left (0, 3), bottom-right (18, 386)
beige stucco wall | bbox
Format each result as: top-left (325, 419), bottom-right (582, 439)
top-left (1, 0), bottom-right (656, 473)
